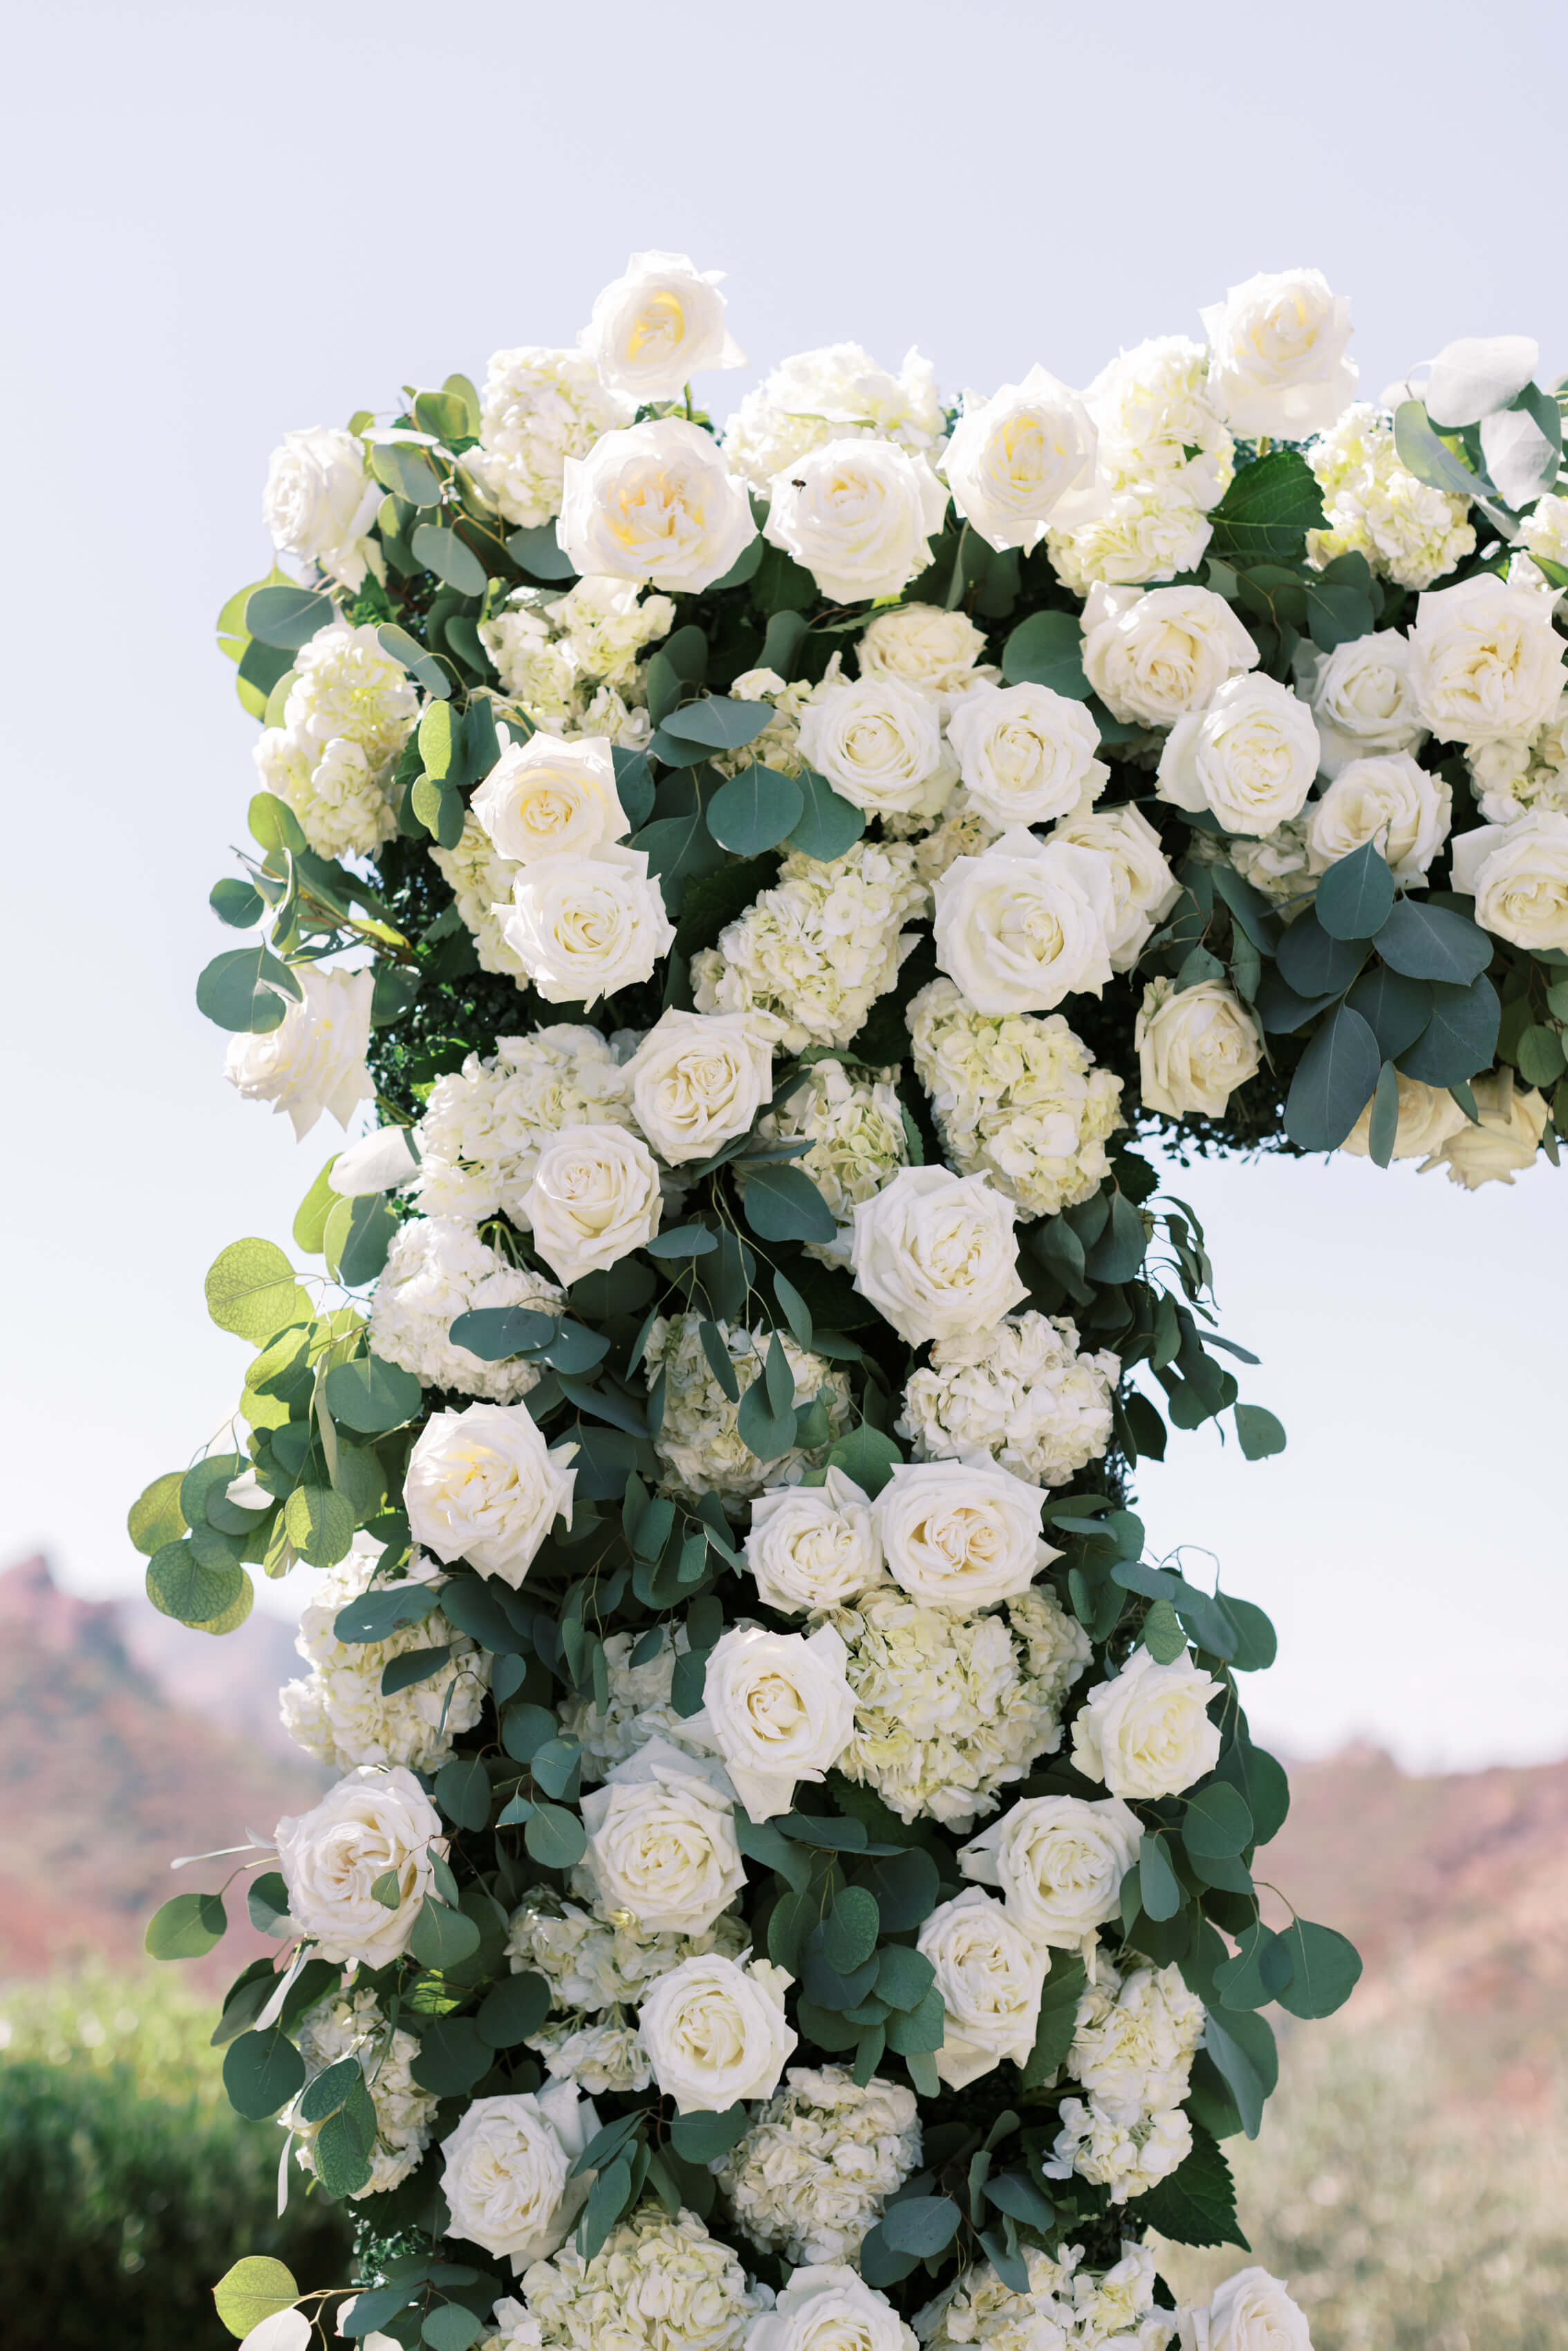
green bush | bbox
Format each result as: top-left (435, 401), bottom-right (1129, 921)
top-left (0, 1968), bottom-right (348, 2350)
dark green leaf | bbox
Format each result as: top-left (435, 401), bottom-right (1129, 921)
top-left (669, 2104), bottom-right (752, 2162)
top-left (1285, 1004), bottom-right (1381, 1151)
top-left (1397, 974), bottom-right (1499, 1085)
top-left (333, 1579), bottom-right (441, 1645)
top-left (1233, 1404), bottom-right (1287, 1461)
top-left (825, 1423), bottom-right (903, 1497)
top-left (1182, 1781), bottom-right (1255, 1859)
top-left (742, 1158), bottom-right (837, 1243)
top-left (823, 1887), bottom-right (881, 1973)
top-left (247, 1873), bottom-right (292, 1938)
top-left (662, 697), bottom-right (774, 751)
top-left (411, 523), bottom-right (489, 595)
top-left (323, 1353), bottom-right (424, 1433)
top-left (1376, 900), bottom-right (1493, 983)
top-left (313, 2100), bottom-right (375, 2199)
top-left (1346, 965), bottom-right (1433, 1061)
top-left (1207, 449), bottom-right (1325, 563)
top-left (223, 2027), bottom-right (305, 2120)
top-left (423, 2308), bottom-right (485, 2351)
top-left (632, 809), bottom-right (727, 909)
top-left (506, 522), bottom-right (577, 581)
top-left (409, 2016), bottom-right (492, 2097)
top-left (1139, 1834), bottom-right (1184, 1922)
top-left (1275, 911), bottom-right (1372, 998)
top-left (1316, 843), bottom-right (1395, 940)
top-left (984, 2172), bottom-right (1057, 2230)
top-left (196, 943), bottom-right (304, 1034)
top-left (1125, 2121), bottom-right (1247, 2248)
top-left (882, 2195), bottom-right (963, 2256)
top-left (448, 1305), bottom-right (560, 1361)
top-left (407, 1897), bottom-right (482, 1971)
top-left (1019, 1951), bottom-right (1087, 2088)
top-left (1000, 609), bottom-right (1090, 697)
top-left (851, 1846), bottom-right (940, 1931)
top-left (525, 1801), bottom-right (588, 1869)
top-left (707, 763), bottom-right (805, 854)
top-left (245, 584), bottom-right (335, 649)
top-left (1272, 1919), bottom-right (1363, 2018)
top-left (434, 1758), bottom-right (492, 1832)
top-left (380, 1645), bottom-right (451, 1697)
top-left (787, 765), bottom-right (866, 861)
top-left (1200, 2007), bottom-right (1277, 2139)
top-left (145, 1890), bottom-right (227, 1960)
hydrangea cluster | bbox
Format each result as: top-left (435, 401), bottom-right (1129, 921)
top-left (692, 840), bottom-right (929, 1052)
top-left (1045, 1960), bottom-right (1206, 2202)
top-left (899, 1314), bottom-right (1120, 1488)
top-left (464, 345), bottom-right (631, 528)
top-left (1307, 402), bottom-right (1475, 588)
top-left (505, 1888), bottom-right (749, 2014)
top-left (747, 1059), bottom-right (911, 1258)
top-left (1466, 689), bottom-right (1568, 824)
top-left (279, 1539), bottom-right (489, 1773)
top-left (290, 1987), bottom-right (439, 2198)
top-left (250, 620), bottom-right (419, 859)
top-left (707, 665), bottom-right (836, 780)
top-left (526, 2011), bottom-right (653, 2095)
top-left (368, 1216), bottom-right (565, 1401)
top-left (908, 978), bottom-right (1123, 1218)
top-left (722, 341), bottom-right (946, 492)
top-left (554, 1626), bottom-right (705, 1779)
top-left (509, 2206), bottom-right (769, 2351)
top-left (715, 2065), bottom-right (922, 2265)
top-left (824, 1582), bottom-right (1092, 1825)
top-left (641, 1314), bottom-right (854, 1505)
top-left (412, 1028), bottom-right (637, 1221)
top-left (916, 2242), bottom-right (1175, 2351)
top-left (479, 577), bottom-right (675, 743)
top-left (1046, 336), bottom-right (1233, 596)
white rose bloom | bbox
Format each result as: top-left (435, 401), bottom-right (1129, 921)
top-left (747, 1061), bottom-right (910, 1261)
top-left (280, 1537), bottom-right (489, 1775)
top-left (933, 828), bottom-right (1117, 1015)
top-left (1137, 977), bottom-right (1263, 1118)
top-left (917, 1887), bottom-right (1050, 2089)
top-left (1047, 2093), bottom-right (1193, 2204)
top-left (858, 604), bottom-right (992, 697)
top-left (946, 683), bottom-right (1108, 829)
top-left (579, 248), bottom-right (744, 402)
top-left (1072, 1646), bottom-right (1223, 1799)
top-left (1303, 752), bottom-right (1450, 882)
top-left (744, 1469), bottom-right (884, 1615)
top-left (440, 2082), bottom-right (598, 2272)
top-left (640, 1953), bottom-right (798, 2114)
top-left (1182, 2268), bottom-right (1313, 2351)
top-left (722, 342), bottom-right (946, 494)
top-left (1201, 268), bottom-right (1356, 438)
top-left (1451, 809), bottom-right (1568, 951)
top-left (642, 1314), bottom-right (852, 1508)
top-left (1157, 675), bottom-right (1320, 836)
top-left (1299, 629), bottom-right (1427, 778)
top-left (519, 2204), bottom-right (767, 2351)
top-left (1087, 332), bottom-right (1235, 508)
top-left (527, 2014), bottom-right (653, 2097)
top-left (942, 367), bottom-right (1098, 553)
top-left (465, 347), bottom-right (631, 530)
top-left (578, 1737), bottom-right (744, 1934)
top-left (404, 1401), bottom-right (576, 1586)
top-left (1083, 583), bottom-right (1259, 729)
top-left (1408, 573), bottom-right (1567, 745)
top-left (274, 1765), bottom-right (443, 1969)
top-left (1307, 404), bottom-right (1473, 591)
top-left (1070, 1958), bottom-right (1205, 2123)
top-left (262, 425), bottom-right (379, 590)
top-left (1047, 480), bottom-right (1213, 597)
top-left (290, 1987), bottom-right (438, 2199)
top-left (717, 2066), bottom-right (921, 2267)
top-left (519, 1123), bottom-right (663, 1285)
top-left (413, 1026), bottom-right (635, 1222)
top-left (751, 2265), bottom-right (917, 2351)
top-left (695, 1623), bottom-right (856, 1820)
top-left (1419, 1072), bottom-right (1549, 1189)
top-left (765, 436), bottom-right (949, 603)
top-left (368, 1217), bottom-right (564, 1404)
top-left (471, 733), bottom-right (628, 866)
top-left (1051, 800), bottom-right (1182, 972)
top-left (506, 1886), bottom-right (748, 2014)
top-left (500, 844), bottom-right (677, 1007)
top-left (693, 839), bottom-right (928, 1054)
top-left (624, 1010), bottom-right (773, 1165)
top-left (559, 418), bottom-right (756, 594)
top-left (960, 1793), bottom-right (1142, 1947)
top-left (872, 1461), bottom-right (1058, 1612)
top-left (899, 1314), bottom-right (1119, 1490)
top-left (797, 676), bottom-right (954, 821)
top-left (1340, 1070), bottom-right (1466, 1163)
top-left (850, 1166), bottom-right (1027, 1347)
top-left (225, 964), bottom-right (373, 1142)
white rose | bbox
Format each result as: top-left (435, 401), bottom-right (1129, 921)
top-left (871, 1461), bottom-right (1058, 1611)
top-left (622, 1010), bottom-right (773, 1165)
top-left (579, 1737), bottom-right (745, 1933)
top-left (765, 436), bottom-right (949, 603)
top-left (1451, 810), bottom-right (1568, 950)
top-left (404, 1402), bottom-right (576, 1586)
top-left (520, 1124), bottom-right (662, 1284)
top-left (916, 1887), bottom-right (1049, 2090)
top-left (439, 2082), bottom-right (598, 2271)
top-left (960, 1793), bottom-right (1143, 1947)
top-left (224, 965), bottom-right (374, 1142)
top-left (857, 604), bottom-right (991, 695)
top-left (1050, 801), bottom-right (1181, 971)
top-left (796, 677), bottom-right (953, 819)
top-left (1136, 978), bottom-right (1262, 1117)
top-left (1180, 2269), bottom-right (1313, 2351)
top-left (1082, 583), bottom-right (1259, 728)
top-left (1072, 1646), bottom-right (1223, 1799)
top-left (559, 418), bottom-right (756, 593)
top-left (1201, 268), bottom-right (1356, 438)
top-left (749, 2265), bottom-right (917, 2351)
top-left (849, 1167), bottom-right (1027, 1346)
top-left (933, 827), bottom-right (1117, 1014)
top-left (640, 1953), bottom-right (798, 2113)
top-left (579, 248), bottom-right (743, 402)
top-left (500, 844), bottom-right (677, 1006)
top-left (1408, 573), bottom-right (1568, 745)
top-left (1157, 675), bottom-right (1320, 836)
top-left (261, 425), bottom-right (380, 591)
top-left (942, 367), bottom-right (1098, 553)
top-left (696, 1624), bottom-right (856, 1821)
top-left (274, 1766), bottom-right (443, 1969)
top-left (1340, 1070), bottom-right (1466, 1162)
top-left (1419, 1072), bottom-right (1548, 1189)
top-left (471, 733), bottom-right (628, 865)
top-left (1300, 629), bottom-right (1427, 778)
top-left (1303, 752), bottom-right (1450, 883)
top-left (744, 1469), bottom-right (884, 1615)
top-left (945, 684), bottom-right (1108, 828)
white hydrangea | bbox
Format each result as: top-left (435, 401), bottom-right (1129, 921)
top-left (1519, 491), bottom-right (1568, 572)
top-left (480, 601), bottom-right (581, 730)
top-left (1226, 819), bottom-right (1314, 905)
top-left (430, 812), bottom-right (531, 983)
top-left (899, 1314), bottom-right (1119, 1489)
top-left (479, 579), bottom-right (675, 734)
top-left (691, 840), bottom-right (929, 1054)
top-left (746, 1059), bottom-right (910, 1261)
top-left (1307, 402), bottom-right (1475, 589)
top-left (254, 727), bottom-right (400, 862)
top-left (640, 1314), bottom-right (853, 1508)
top-left (916, 2242), bottom-right (1175, 2351)
top-left (911, 796), bottom-right (1002, 887)
top-left (1085, 333), bottom-right (1235, 512)
top-left (412, 1028), bottom-right (637, 1220)
top-left (518, 2205), bottom-right (769, 2351)
top-left (368, 1216), bottom-right (565, 1401)
top-left (1466, 690), bottom-right (1568, 824)
top-left (716, 2066), bottom-right (922, 2265)
top-left (290, 1987), bottom-right (438, 2198)
top-left (722, 342), bottom-right (946, 492)
top-left (555, 1626), bottom-right (709, 1781)
top-left (527, 2012), bottom-right (653, 2096)
top-left (709, 664), bottom-right (837, 781)
top-left (465, 346), bottom-right (631, 529)
top-left (908, 978), bottom-right (1123, 1220)
top-left (505, 1888), bottom-right (748, 2014)
top-left (251, 619), bottom-right (420, 859)
top-left (279, 1538), bottom-right (490, 1774)
top-left (823, 1583), bottom-right (1092, 1825)
top-left (552, 575), bottom-right (678, 687)
top-left (1070, 1958), bottom-right (1206, 2123)
top-left (1046, 2094), bottom-right (1193, 2205)
top-left (1047, 481), bottom-right (1213, 597)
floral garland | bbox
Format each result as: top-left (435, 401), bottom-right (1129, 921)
top-left (136, 251), bottom-right (1567, 2351)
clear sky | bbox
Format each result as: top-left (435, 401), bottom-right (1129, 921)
top-left (2, 0), bottom-right (1564, 1772)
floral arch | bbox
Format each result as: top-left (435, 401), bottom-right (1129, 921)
top-left (133, 256), bottom-right (1567, 2351)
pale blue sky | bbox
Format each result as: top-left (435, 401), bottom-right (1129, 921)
top-left (3, 0), bottom-right (1564, 1769)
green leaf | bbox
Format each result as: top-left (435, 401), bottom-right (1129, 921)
top-left (298, 2054), bottom-right (362, 2124)
top-left (145, 1890), bottom-right (227, 1960)
top-left (245, 584), bottom-right (335, 649)
top-left (1397, 974), bottom-right (1499, 1086)
top-left (283, 1485), bottom-right (355, 1569)
top-left (632, 808), bottom-right (727, 909)
top-left (1083, 1190), bottom-right (1146, 1283)
top-left (1214, 1592), bottom-right (1278, 1670)
top-left (1019, 1950), bottom-right (1087, 2088)
top-left (825, 1422), bottom-right (903, 1498)
top-left (377, 620), bottom-right (449, 697)
top-left (577, 2155), bottom-right (635, 2260)
top-left (205, 1239), bottom-right (307, 1345)
top-left (146, 1543), bottom-right (250, 1632)
top-left (313, 2099), bottom-right (375, 2199)
top-left (1200, 2006), bottom-right (1277, 2139)
top-left (1303, 578), bottom-right (1374, 653)
top-left (1233, 1403), bottom-right (1287, 1460)
top-left (128, 1472), bottom-right (187, 1557)
top-left (1001, 608), bottom-right (1090, 697)
top-left (852, 1844), bottom-right (939, 1931)
top-left (448, 1304), bottom-right (560, 1362)
top-left (669, 2104), bottom-right (752, 2162)
top-left (1141, 1597), bottom-right (1187, 1663)
top-left (409, 2015), bottom-right (492, 2097)
top-left (674, 852), bottom-right (778, 955)
top-left (822, 1887), bottom-right (881, 1973)
top-left (223, 2027), bottom-right (306, 2120)
top-left (434, 1756), bottom-right (492, 1831)
top-left (743, 1162), bottom-right (837, 1246)
top-left (1272, 1918), bottom-right (1363, 2018)
top-left (736, 1373), bottom-right (798, 1462)
top-left (984, 2172), bottom-right (1058, 2231)
top-left (1207, 449), bottom-right (1325, 563)
top-left (1275, 911), bottom-right (1372, 998)
top-left (875, 1944), bottom-right (937, 2011)
top-left (408, 1896), bottom-right (483, 1971)
top-left (247, 1872), bottom-right (293, 1938)
top-left (645, 1223), bottom-right (718, 1258)
top-left (1364, 1058), bottom-right (1400, 1168)
top-left (1139, 1834), bottom-right (1184, 1922)
top-left (478, 1970), bottom-right (552, 2049)
top-left (880, 2195), bottom-right (962, 2256)
top-left (526, 1801), bottom-right (588, 1869)
top-left (323, 1353), bottom-right (424, 1433)
top-left (772, 1270), bottom-right (814, 1350)
top-left (1345, 965), bottom-right (1432, 1061)
top-left (785, 764), bottom-right (867, 862)
top-left (507, 521), bottom-right (577, 581)
top-left (213, 2257), bottom-right (301, 2341)
top-left (707, 763), bottom-right (805, 854)
top-left (196, 943), bottom-right (303, 1034)
top-left (1316, 843), bottom-right (1395, 941)
top-left (1393, 401), bottom-right (1481, 496)
top-left (412, 521), bottom-right (489, 595)
top-left (209, 875), bottom-right (267, 929)
top-left (369, 440), bottom-right (443, 507)
top-left (662, 696), bottom-right (774, 751)
top-left (423, 2309), bottom-right (485, 2351)
top-left (1376, 900), bottom-right (1493, 984)
top-left (1285, 1005), bottom-right (1382, 1151)
top-left (1125, 2122), bottom-right (1247, 2249)
top-left (1182, 1781), bottom-right (1256, 1859)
